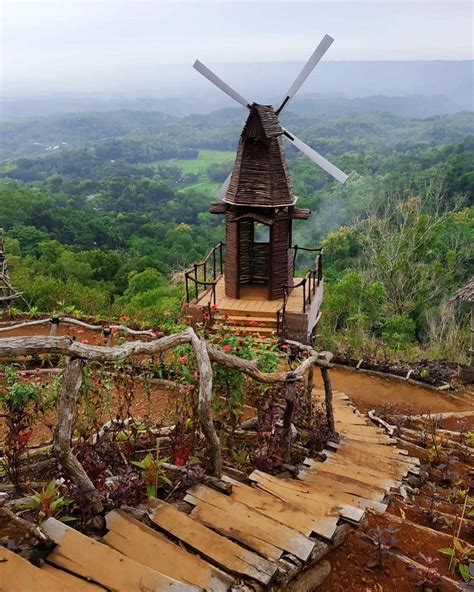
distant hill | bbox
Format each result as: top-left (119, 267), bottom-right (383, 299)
top-left (1, 60), bottom-right (472, 119)
top-left (1, 108), bottom-right (473, 165)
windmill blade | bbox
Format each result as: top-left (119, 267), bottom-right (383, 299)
top-left (218, 172), bottom-right (232, 200)
top-left (193, 60), bottom-right (251, 109)
top-left (276, 34), bottom-right (334, 114)
top-left (283, 128), bottom-right (348, 184)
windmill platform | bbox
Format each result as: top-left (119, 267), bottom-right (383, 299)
top-left (185, 273), bottom-right (323, 344)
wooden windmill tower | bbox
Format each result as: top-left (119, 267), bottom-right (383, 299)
top-left (210, 104), bottom-right (305, 300)
top-left (186, 35), bottom-right (348, 343)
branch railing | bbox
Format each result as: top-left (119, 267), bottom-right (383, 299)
top-left (277, 247), bottom-right (323, 335)
top-left (0, 316), bottom-right (156, 340)
top-left (184, 242), bottom-right (225, 304)
top-left (0, 328), bottom-right (334, 511)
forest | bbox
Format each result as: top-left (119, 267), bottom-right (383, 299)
top-left (0, 107), bottom-right (473, 363)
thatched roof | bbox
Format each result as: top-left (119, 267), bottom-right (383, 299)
top-left (451, 278), bottom-right (474, 302)
top-left (248, 104), bottom-right (282, 138)
top-left (223, 104), bottom-right (295, 208)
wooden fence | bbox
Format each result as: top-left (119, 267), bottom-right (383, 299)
top-left (0, 326), bottom-right (334, 513)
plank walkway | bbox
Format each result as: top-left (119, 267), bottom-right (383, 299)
top-left (2, 390), bottom-right (420, 591)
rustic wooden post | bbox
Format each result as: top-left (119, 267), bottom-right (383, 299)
top-left (103, 327), bottom-right (112, 347)
top-left (305, 363), bottom-right (314, 425)
top-left (282, 373), bottom-right (297, 462)
top-left (193, 264), bottom-right (198, 300)
top-left (320, 367), bottom-right (335, 436)
top-left (53, 357), bottom-right (103, 513)
top-left (185, 273), bottom-right (190, 303)
top-left (50, 316), bottom-right (60, 336)
top-left (189, 329), bottom-right (222, 478)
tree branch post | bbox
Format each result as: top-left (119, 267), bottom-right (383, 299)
top-left (53, 357), bottom-right (103, 513)
top-left (282, 374), bottom-right (298, 463)
top-left (320, 366), bottom-right (336, 438)
top-left (305, 363), bottom-right (314, 426)
top-left (188, 328), bottom-right (222, 478)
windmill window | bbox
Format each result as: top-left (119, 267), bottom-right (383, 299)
top-left (254, 223), bottom-right (270, 243)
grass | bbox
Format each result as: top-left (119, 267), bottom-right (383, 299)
top-left (178, 180), bottom-right (220, 195)
top-left (171, 149), bottom-right (234, 175)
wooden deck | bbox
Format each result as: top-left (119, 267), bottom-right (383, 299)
top-left (187, 275), bottom-right (323, 343)
top-left (196, 276), bottom-right (307, 315)
top-left (2, 392), bottom-right (420, 591)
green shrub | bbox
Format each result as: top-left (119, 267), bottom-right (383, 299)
top-left (382, 314), bottom-right (416, 350)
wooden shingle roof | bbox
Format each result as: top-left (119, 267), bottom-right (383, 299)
top-left (245, 104), bottom-right (282, 139)
top-left (223, 104), bottom-right (295, 208)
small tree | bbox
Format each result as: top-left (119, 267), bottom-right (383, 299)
top-left (357, 178), bottom-right (456, 317)
top-left (0, 366), bottom-right (40, 488)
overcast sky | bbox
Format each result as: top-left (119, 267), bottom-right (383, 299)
top-left (1, 0), bottom-right (473, 95)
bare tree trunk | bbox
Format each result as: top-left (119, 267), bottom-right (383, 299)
top-left (188, 329), bottom-right (222, 478)
top-left (53, 358), bottom-right (103, 513)
top-left (321, 367), bottom-right (336, 438)
top-left (282, 379), bottom-right (297, 463)
top-left (305, 364), bottom-right (314, 425)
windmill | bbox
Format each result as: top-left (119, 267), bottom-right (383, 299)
top-left (194, 33), bottom-right (348, 204)
top-left (193, 34), bottom-right (348, 303)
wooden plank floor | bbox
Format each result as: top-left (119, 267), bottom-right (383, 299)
top-left (0, 547), bottom-right (70, 592)
top-left (26, 389), bottom-right (420, 591)
top-left (196, 276), bottom-right (316, 315)
top-left (104, 510), bottom-right (233, 592)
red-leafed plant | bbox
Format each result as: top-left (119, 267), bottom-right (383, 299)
top-left (0, 365), bottom-right (41, 489)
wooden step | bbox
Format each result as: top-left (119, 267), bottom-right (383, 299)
top-left (248, 471), bottom-right (339, 540)
top-left (41, 518), bottom-right (194, 592)
top-left (302, 458), bottom-right (401, 491)
top-left (0, 547), bottom-right (69, 592)
top-left (293, 471), bottom-right (388, 513)
top-left (324, 447), bottom-right (413, 478)
top-left (222, 475), bottom-right (317, 537)
top-left (214, 314), bottom-right (277, 328)
top-left (148, 498), bottom-right (277, 585)
top-left (104, 510), bottom-right (233, 592)
top-left (185, 484), bottom-right (315, 561)
top-left (249, 470), bottom-right (364, 526)
top-left (217, 307), bottom-right (277, 319)
top-left (298, 467), bottom-right (387, 503)
top-left (41, 564), bottom-right (106, 591)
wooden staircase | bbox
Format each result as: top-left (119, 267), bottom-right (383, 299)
top-left (213, 308), bottom-right (278, 340)
top-left (1, 392), bottom-right (420, 591)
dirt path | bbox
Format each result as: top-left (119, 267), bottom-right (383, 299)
top-left (0, 324), bottom-right (110, 346)
top-left (313, 366), bottom-right (473, 415)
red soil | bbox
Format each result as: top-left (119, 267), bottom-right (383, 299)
top-left (319, 512), bottom-right (460, 592)
top-left (314, 365), bottom-right (473, 416)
